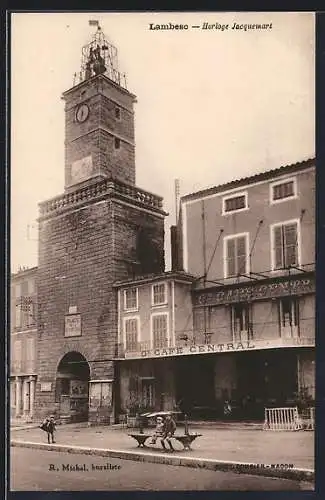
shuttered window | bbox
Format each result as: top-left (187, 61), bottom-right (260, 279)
top-left (272, 181), bottom-right (295, 201)
top-left (225, 235), bottom-right (248, 278)
top-left (13, 340), bottom-right (22, 372)
top-left (273, 222), bottom-right (298, 269)
top-left (152, 283), bottom-right (167, 306)
top-left (26, 337), bottom-right (36, 372)
top-left (224, 195), bottom-right (246, 213)
top-left (124, 288), bottom-right (138, 311)
top-left (152, 314), bottom-right (168, 349)
top-left (124, 318), bottom-right (139, 351)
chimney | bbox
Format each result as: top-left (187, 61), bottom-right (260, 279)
top-left (170, 225), bottom-right (180, 271)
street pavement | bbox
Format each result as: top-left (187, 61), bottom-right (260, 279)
top-left (10, 447), bottom-right (314, 491)
top-left (11, 423), bottom-right (314, 470)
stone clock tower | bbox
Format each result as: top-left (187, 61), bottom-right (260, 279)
top-left (63, 62), bottom-right (136, 189)
top-left (35, 25), bottom-right (166, 424)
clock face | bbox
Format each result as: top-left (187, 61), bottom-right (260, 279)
top-left (75, 104), bottom-right (89, 123)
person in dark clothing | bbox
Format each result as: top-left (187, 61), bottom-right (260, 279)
top-left (40, 415), bottom-right (56, 443)
top-left (160, 413), bottom-right (176, 452)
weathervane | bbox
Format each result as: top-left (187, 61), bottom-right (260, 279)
top-left (75, 20), bottom-right (127, 89)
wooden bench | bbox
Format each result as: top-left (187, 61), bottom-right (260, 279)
top-left (128, 433), bottom-right (202, 450)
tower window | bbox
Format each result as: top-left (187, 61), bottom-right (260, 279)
top-left (114, 137), bottom-right (121, 150)
top-left (115, 107), bottom-right (121, 120)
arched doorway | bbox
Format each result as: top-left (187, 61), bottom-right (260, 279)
top-left (56, 351), bottom-right (90, 423)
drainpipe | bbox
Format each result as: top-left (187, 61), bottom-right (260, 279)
top-left (171, 281), bottom-right (175, 348)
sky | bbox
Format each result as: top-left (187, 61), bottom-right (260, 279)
top-left (10, 12), bottom-right (315, 273)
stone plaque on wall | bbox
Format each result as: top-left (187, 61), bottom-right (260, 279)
top-left (64, 314), bottom-right (81, 337)
top-left (70, 155), bottom-right (93, 184)
top-left (40, 382), bottom-right (52, 392)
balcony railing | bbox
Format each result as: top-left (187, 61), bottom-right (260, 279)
top-left (39, 178), bottom-right (164, 218)
top-left (153, 337), bottom-right (169, 349)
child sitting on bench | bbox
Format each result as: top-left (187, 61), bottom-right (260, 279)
top-left (150, 416), bottom-right (165, 444)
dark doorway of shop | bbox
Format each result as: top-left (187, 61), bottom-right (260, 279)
top-left (236, 350), bottom-right (298, 420)
top-left (175, 355), bottom-right (216, 420)
top-left (55, 351), bottom-right (90, 423)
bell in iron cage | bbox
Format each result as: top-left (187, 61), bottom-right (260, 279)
top-left (92, 44), bottom-right (106, 75)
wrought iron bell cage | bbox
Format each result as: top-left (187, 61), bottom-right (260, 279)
top-left (77, 26), bottom-right (127, 89)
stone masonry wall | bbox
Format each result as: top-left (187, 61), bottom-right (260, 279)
top-left (35, 192), bottom-right (165, 420)
top-left (35, 198), bottom-right (116, 418)
top-left (64, 75), bottom-right (136, 189)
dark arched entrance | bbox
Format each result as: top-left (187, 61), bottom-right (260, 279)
top-left (56, 351), bottom-right (90, 422)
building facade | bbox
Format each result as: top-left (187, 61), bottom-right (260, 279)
top-left (116, 159), bottom-right (315, 421)
top-left (114, 272), bottom-right (195, 418)
top-left (34, 27), bottom-right (166, 424)
top-left (10, 267), bottom-right (38, 422)
top-left (180, 159), bottom-right (315, 419)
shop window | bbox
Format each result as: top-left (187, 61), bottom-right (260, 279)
top-left (89, 381), bottom-right (112, 409)
top-left (124, 317), bottom-right (139, 352)
top-left (231, 303), bottom-right (250, 342)
top-left (152, 282), bottom-right (167, 306)
top-left (124, 288), bottom-right (138, 311)
top-left (279, 298), bottom-right (299, 338)
top-left (223, 192), bottom-right (247, 214)
top-left (152, 313), bottom-right (168, 349)
top-left (224, 233), bottom-right (249, 278)
top-left (271, 221), bottom-right (299, 270)
top-left (270, 178), bottom-right (296, 203)
top-left (141, 379), bottom-right (155, 408)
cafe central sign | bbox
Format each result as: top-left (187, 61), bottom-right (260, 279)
top-left (123, 337), bottom-right (313, 360)
top-left (193, 277), bottom-right (314, 307)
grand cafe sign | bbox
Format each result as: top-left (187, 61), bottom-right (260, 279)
top-left (193, 277), bottom-right (314, 307)
top-left (124, 337), bottom-right (314, 360)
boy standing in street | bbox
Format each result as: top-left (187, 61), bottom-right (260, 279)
top-left (40, 415), bottom-right (56, 444)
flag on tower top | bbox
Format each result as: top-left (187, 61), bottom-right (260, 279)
top-left (89, 20), bottom-right (99, 26)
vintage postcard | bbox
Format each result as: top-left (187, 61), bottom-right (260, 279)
top-left (9, 11), bottom-right (315, 491)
